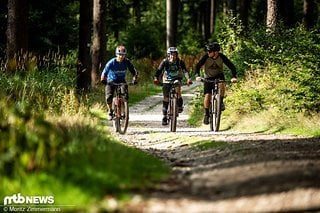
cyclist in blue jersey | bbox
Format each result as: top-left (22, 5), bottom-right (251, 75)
top-left (101, 45), bottom-right (138, 120)
top-left (154, 47), bottom-right (192, 125)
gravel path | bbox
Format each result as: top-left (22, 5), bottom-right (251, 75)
top-left (109, 83), bottom-right (320, 213)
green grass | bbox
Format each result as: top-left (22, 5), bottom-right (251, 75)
top-left (0, 111), bottom-right (170, 212)
top-left (128, 83), bottom-right (162, 106)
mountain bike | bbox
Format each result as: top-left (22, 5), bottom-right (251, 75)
top-left (158, 80), bottom-right (182, 132)
top-left (167, 79), bottom-right (181, 132)
top-left (197, 78), bottom-right (224, 132)
top-left (111, 82), bottom-right (129, 134)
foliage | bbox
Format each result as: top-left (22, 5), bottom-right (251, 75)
top-left (0, 52), bottom-right (83, 114)
top-left (177, 29), bottom-right (203, 56)
top-left (212, 15), bottom-right (247, 77)
top-left (0, 106), bottom-right (170, 210)
top-left (228, 26), bottom-right (320, 114)
top-left (122, 24), bottom-right (163, 59)
top-left (0, 99), bottom-right (66, 176)
top-left (0, 53), bottom-right (170, 210)
top-left (28, 0), bottom-right (79, 55)
top-left (189, 23), bottom-right (320, 134)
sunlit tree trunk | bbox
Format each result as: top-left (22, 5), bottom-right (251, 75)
top-left (266, 0), bottom-right (278, 33)
top-left (77, 0), bottom-right (92, 92)
top-left (209, 0), bottom-right (218, 35)
top-left (204, 1), bottom-right (210, 41)
top-left (92, 0), bottom-right (106, 88)
top-left (166, 0), bottom-right (178, 48)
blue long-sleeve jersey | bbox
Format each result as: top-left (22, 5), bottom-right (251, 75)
top-left (101, 57), bottom-right (137, 83)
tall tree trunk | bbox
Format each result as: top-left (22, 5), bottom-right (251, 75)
top-left (210, 0), bottom-right (218, 35)
top-left (303, 0), bottom-right (317, 30)
top-left (166, 0), bottom-right (178, 48)
top-left (239, 0), bottom-right (251, 30)
top-left (6, 0), bottom-right (28, 72)
top-left (77, 0), bottom-right (92, 92)
top-left (204, 0), bottom-right (211, 41)
top-left (92, 0), bottom-right (106, 88)
top-left (266, 0), bottom-right (278, 33)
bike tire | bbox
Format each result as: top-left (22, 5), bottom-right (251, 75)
top-left (212, 93), bottom-right (221, 132)
top-left (112, 98), bottom-right (120, 133)
top-left (209, 100), bottom-right (214, 131)
top-left (117, 100), bottom-right (129, 134)
top-left (170, 97), bottom-right (177, 132)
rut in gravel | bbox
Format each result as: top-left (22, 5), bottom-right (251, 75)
top-left (107, 83), bottom-right (320, 212)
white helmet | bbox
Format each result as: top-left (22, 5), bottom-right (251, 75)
top-left (167, 47), bottom-right (178, 55)
top-left (115, 45), bottom-right (127, 55)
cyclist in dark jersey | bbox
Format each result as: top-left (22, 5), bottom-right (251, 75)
top-left (101, 45), bottom-right (138, 120)
top-left (154, 47), bottom-right (192, 125)
top-left (195, 42), bottom-right (237, 125)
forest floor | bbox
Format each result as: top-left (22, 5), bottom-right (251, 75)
top-left (110, 83), bottom-right (320, 213)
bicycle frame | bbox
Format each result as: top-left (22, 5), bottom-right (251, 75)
top-left (199, 78), bottom-right (224, 132)
top-left (168, 80), bottom-right (181, 132)
top-left (111, 82), bottom-right (129, 134)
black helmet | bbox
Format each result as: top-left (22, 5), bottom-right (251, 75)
top-left (206, 42), bottom-right (220, 52)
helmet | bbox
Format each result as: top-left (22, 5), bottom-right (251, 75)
top-left (206, 42), bottom-right (220, 52)
top-left (167, 47), bottom-right (179, 55)
top-left (115, 45), bottom-right (127, 55)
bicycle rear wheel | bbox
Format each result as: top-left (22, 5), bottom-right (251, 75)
top-left (170, 97), bottom-right (177, 132)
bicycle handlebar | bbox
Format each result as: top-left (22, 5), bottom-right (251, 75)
top-left (157, 79), bottom-right (190, 87)
top-left (108, 82), bottom-right (137, 86)
top-left (196, 77), bottom-right (224, 83)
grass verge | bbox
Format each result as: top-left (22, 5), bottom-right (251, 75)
top-left (1, 113), bottom-right (170, 212)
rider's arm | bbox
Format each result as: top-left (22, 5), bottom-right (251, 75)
top-left (154, 59), bottom-right (166, 80)
top-left (220, 53), bottom-right (237, 78)
top-left (195, 54), bottom-right (208, 77)
top-left (101, 60), bottom-right (112, 84)
top-left (126, 58), bottom-right (138, 79)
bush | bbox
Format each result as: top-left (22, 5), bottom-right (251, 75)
top-left (227, 26), bottom-right (320, 114)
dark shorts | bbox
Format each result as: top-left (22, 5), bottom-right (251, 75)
top-left (162, 81), bottom-right (182, 98)
top-left (162, 83), bottom-right (171, 98)
top-left (105, 82), bottom-right (128, 104)
top-left (203, 76), bottom-right (224, 95)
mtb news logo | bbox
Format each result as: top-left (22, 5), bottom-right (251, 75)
top-left (3, 193), bottom-right (54, 206)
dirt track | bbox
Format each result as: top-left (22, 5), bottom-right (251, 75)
top-left (111, 83), bottom-right (320, 213)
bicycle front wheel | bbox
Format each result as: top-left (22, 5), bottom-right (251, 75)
top-left (113, 99), bottom-right (129, 134)
top-left (211, 93), bottom-right (221, 132)
top-left (170, 97), bottom-right (177, 132)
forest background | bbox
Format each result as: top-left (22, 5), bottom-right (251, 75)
top-left (0, 0), bottom-right (320, 211)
